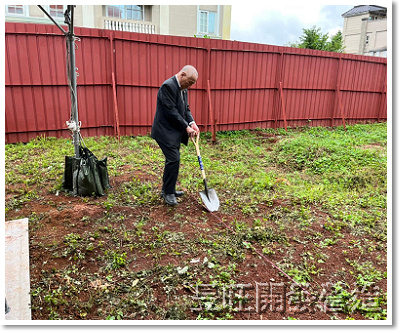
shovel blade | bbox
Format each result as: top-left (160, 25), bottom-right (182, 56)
top-left (199, 188), bottom-right (220, 212)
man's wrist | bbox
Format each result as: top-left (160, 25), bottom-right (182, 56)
top-left (188, 121), bottom-right (195, 126)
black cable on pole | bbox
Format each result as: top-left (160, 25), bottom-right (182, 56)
top-left (38, 5), bottom-right (80, 158)
top-left (64, 5), bottom-right (81, 158)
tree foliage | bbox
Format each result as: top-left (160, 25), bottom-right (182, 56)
top-left (287, 26), bottom-right (345, 53)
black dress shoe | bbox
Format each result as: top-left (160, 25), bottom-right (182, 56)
top-left (162, 193), bottom-right (178, 206)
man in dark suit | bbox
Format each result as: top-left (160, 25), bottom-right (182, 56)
top-left (151, 65), bottom-right (200, 206)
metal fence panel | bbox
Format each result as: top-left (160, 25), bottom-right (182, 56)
top-left (5, 23), bottom-right (387, 143)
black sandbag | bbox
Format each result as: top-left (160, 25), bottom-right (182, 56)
top-left (62, 155), bottom-right (74, 192)
top-left (77, 156), bottom-right (97, 196)
top-left (97, 157), bottom-right (111, 190)
top-left (64, 146), bottom-right (109, 197)
top-left (88, 153), bottom-right (104, 196)
top-left (72, 156), bottom-right (81, 196)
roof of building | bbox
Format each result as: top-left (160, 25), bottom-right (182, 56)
top-left (342, 5), bottom-right (387, 18)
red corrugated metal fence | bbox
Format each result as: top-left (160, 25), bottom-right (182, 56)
top-left (5, 23), bottom-right (387, 143)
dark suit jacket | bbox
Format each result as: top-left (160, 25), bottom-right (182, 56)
top-left (151, 76), bottom-right (194, 146)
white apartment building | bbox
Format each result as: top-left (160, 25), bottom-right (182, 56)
top-left (342, 5), bottom-right (387, 57)
top-left (5, 5), bottom-right (232, 40)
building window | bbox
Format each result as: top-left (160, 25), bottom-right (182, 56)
top-left (49, 5), bottom-right (65, 18)
top-left (5, 5), bottom-right (26, 16)
top-left (126, 5), bottom-right (144, 20)
top-left (369, 50), bottom-right (387, 58)
top-left (106, 5), bottom-right (144, 21)
top-left (199, 10), bottom-right (217, 35)
top-left (107, 5), bottom-right (124, 18)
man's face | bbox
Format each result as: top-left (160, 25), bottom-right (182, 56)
top-left (180, 73), bottom-right (197, 90)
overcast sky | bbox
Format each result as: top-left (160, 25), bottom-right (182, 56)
top-left (230, 2), bottom-right (358, 46)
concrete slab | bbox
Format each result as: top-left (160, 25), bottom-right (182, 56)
top-left (5, 218), bottom-right (31, 320)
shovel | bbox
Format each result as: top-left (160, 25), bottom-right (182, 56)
top-left (191, 133), bottom-right (220, 212)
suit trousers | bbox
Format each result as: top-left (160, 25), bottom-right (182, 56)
top-left (156, 139), bottom-right (181, 194)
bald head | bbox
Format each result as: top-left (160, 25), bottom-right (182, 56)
top-left (176, 65), bottom-right (198, 90)
top-left (180, 65), bottom-right (198, 79)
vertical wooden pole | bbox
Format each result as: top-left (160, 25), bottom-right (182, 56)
top-left (275, 51), bottom-right (287, 131)
top-left (109, 34), bottom-right (120, 141)
top-left (112, 72), bottom-right (121, 141)
top-left (205, 45), bottom-right (211, 135)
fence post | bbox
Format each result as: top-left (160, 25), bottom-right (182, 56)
top-left (109, 33), bottom-right (120, 141)
top-left (378, 83), bottom-right (387, 122)
top-left (332, 54), bottom-right (346, 131)
top-left (331, 55), bottom-right (342, 127)
top-left (279, 81), bottom-right (288, 131)
top-left (277, 51), bottom-right (287, 131)
top-left (273, 52), bottom-right (282, 129)
top-left (377, 64), bottom-right (387, 122)
top-left (204, 44), bottom-right (212, 135)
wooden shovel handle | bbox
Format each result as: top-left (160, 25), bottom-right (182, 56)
top-left (190, 132), bottom-right (200, 155)
top-left (191, 133), bottom-right (206, 180)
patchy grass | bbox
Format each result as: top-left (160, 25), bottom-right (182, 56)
top-left (5, 123), bottom-right (388, 321)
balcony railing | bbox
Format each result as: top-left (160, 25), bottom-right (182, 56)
top-left (104, 18), bottom-right (156, 34)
